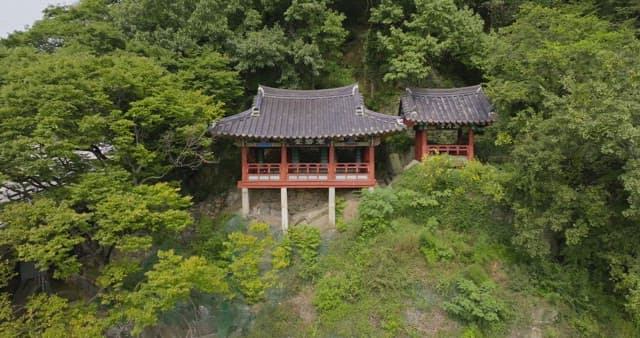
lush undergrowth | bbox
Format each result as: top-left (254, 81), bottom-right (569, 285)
top-left (236, 156), bottom-right (636, 337)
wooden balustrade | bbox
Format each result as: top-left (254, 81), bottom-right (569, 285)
top-left (240, 143), bottom-right (376, 188)
top-left (287, 163), bottom-right (329, 174)
top-left (247, 163), bottom-right (281, 175)
top-left (245, 162), bottom-right (370, 182)
top-left (426, 145), bottom-right (469, 156)
top-left (335, 163), bottom-right (370, 174)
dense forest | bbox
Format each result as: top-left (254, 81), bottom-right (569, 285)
top-left (1, 0), bottom-right (640, 336)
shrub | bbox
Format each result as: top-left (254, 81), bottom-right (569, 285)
top-left (442, 278), bottom-right (509, 326)
top-left (465, 264), bottom-right (490, 285)
top-left (314, 272), bottom-right (361, 312)
top-left (419, 231), bottom-right (454, 264)
top-left (461, 325), bottom-right (484, 338)
top-left (335, 218), bottom-right (348, 233)
top-left (288, 225), bottom-right (322, 280)
top-left (393, 156), bottom-right (507, 230)
top-left (358, 188), bottom-right (399, 238)
top-left (223, 222), bottom-right (285, 303)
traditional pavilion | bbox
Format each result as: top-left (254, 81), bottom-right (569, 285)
top-left (210, 84), bottom-right (405, 230)
top-left (401, 85), bottom-right (495, 161)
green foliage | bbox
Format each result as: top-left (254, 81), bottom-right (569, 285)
top-left (223, 222), bottom-right (285, 303)
top-left (0, 260), bottom-right (14, 289)
top-left (0, 199), bottom-right (88, 279)
top-left (0, 294), bottom-right (104, 338)
top-left (288, 225), bottom-right (322, 280)
top-left (358, 187), bottom-right (399, 238)
top-left (386, 132), bottom-right (413, 153)
top-left (335, 218), bottom-right (348, 233)
top-left (111, 0), bottom-right (349, 88)
top-left (442, 278), bottom-right (509, 326)
top-left (395, 156), bottom-right (506, 231)
top-left (484, 3), bottom-right (640, 321)
top-left (419, 231), bottom-right (454, 264)
top-left (461, 325), bottom-right (484, 338)
top-left (314, 272), bottom-right (361, 313)
top-left (335, 196), bottom-right (348, 232)
top-left (368, 0), bottom-right (486, 84)
top-left (109, 250), bottom-right (228, 335)
top-left (190, 215), bottom-right (228, 262)
top-left (94, 182), bottom-right (192, 252)
top-left (2, 0), bottom-right (640, 335)
top-left (0, 48), bottom-right (229, 194)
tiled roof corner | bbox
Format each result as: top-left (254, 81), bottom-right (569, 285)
top-left (401, 85), bottom-right (495, 126)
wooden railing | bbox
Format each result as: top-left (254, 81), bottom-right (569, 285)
top-left (427, 145), bottom-right (469, 156)
top-left (246, 163), bottom-right (370, 179)
top-left (336, 163), bottom-right (370, 174)
top-left (288, 163), bottom-right (328, 174)
top-left (247, 163), bottom-right (280, 175)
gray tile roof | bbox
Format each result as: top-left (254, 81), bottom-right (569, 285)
top-left (401, 85), bottom-right (495, 126)
top-left (210, 84), bottom-right (405, 139)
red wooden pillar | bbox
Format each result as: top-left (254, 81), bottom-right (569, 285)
top-left (241, 143), bottom-right (248, 182)
top-left (423, 129), bottom-right (428, 158)
top-left (280, 143), bottom-right (288, 180)
top-left (328, 141), bottom-right (336, 180)
top-left (368, 140), bottom-right (375, 182)
top-left (415, 128), bottom-right (428, 160)
top-left (414, 130), bottom-right (423, 161)
top-left (468, 129), bottom-right (475, 161)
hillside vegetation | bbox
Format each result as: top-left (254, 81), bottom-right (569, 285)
top-left (1, 0), bottom-right (640, 336)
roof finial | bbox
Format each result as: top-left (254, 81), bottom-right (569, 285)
top-left (352, 84), bottom-right (359, 96)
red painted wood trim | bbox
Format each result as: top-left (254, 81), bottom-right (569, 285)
top-left (423, 129), bottom-right (428, 159)
top-left (328, 141), bottom-right (336, 180)
top-left (238, 179), bottom-right (376, 189)
top-left (468, 129), bottom-right (475, 161)
top-left (280, 143), bottom-right (287, 180)
top-left (241, 144), bottom-right (248, 182)
top-left (368, 142), bottom-right (375, 181)
top-left (414, 130), bottom-right (423, 161)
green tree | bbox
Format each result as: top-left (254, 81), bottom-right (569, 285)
top-left (107, 250), bottom-right (228, 335)
top-left (0, 48), bottom-right (227, 193)
top-left (368, 0), bottom-right (486, 85)
top-left (1, 0), bottom-right (125, 54)
top-left (484, 4), bottom-right (640, 320)
top-left (223, 222), bottom-right (288, 303)
top-left (0, 199), bottom-right (88, 279)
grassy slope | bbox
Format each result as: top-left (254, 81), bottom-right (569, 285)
top-left (240, 158), bottom-right (635, 338)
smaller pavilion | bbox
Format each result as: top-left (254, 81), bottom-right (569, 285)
top-left (210, 84), bottom-right (404, 230)
top-left (401, 85), bottom-right (495, 161)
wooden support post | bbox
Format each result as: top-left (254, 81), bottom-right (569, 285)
top-left (280, 143), bottom-right (287, 180)
top-left (368, 140), bottom-right (375, 182)
top-left (423, 129), bottom-right (428, 158)
top-left (468, 129), bottom-right (475, 161)
top-left (328, 141), bottom-right (336, 180)
top-left (241, 188), bottom-right (249, 217)
top-left (241, 143), bottom-right (248, 182)
top-left (328, 187), bottom-right (336, 226)
top-left (281, 188), bottom-right (288, 232)
top-left (414, 130), bottom-right (423, 161)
